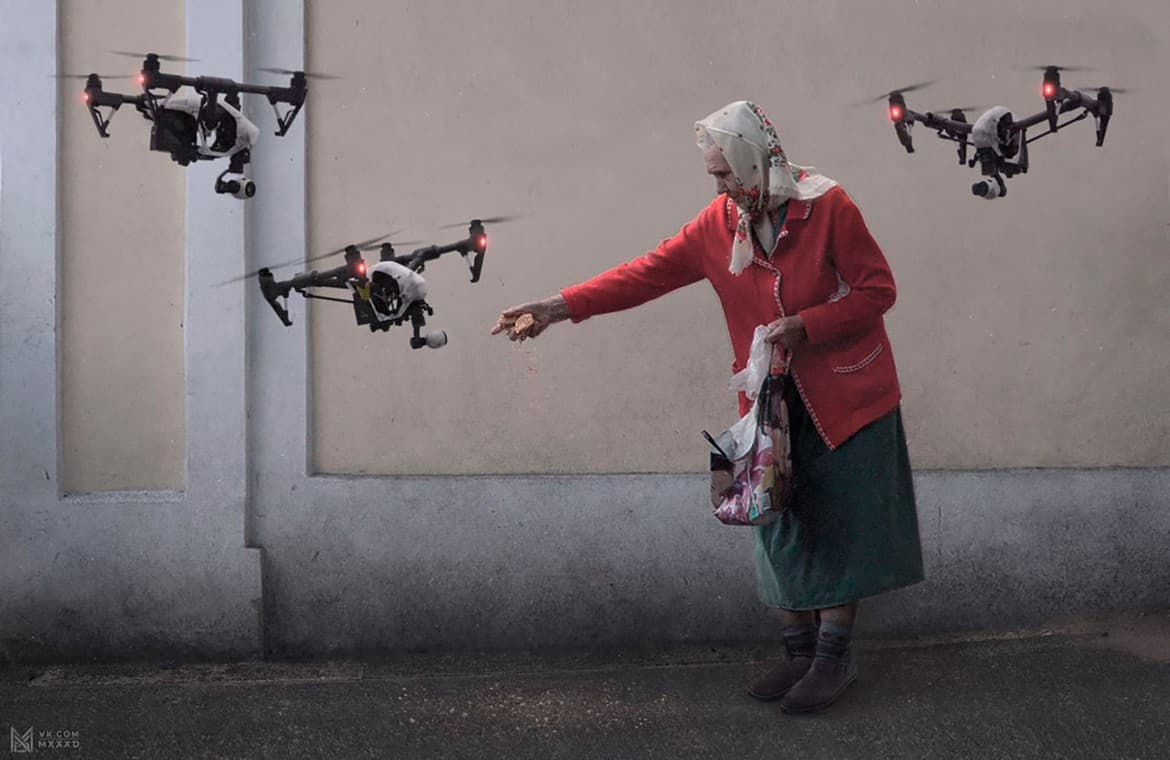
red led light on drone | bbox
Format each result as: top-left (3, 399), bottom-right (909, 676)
top-left (82, 91), bottom-right (89, 102)
top-left (889, 105), bottom-right (903, 121)
top-left (137, 73), bottom-right (146, 86)
top-left (478, 235), bottom-right (487, 248)
top-left (355, 261), bottom-right (366, 275)
top-left (1043, 82), bottom-right (1056, 98)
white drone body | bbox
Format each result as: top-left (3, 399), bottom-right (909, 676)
top-left (360, 260), bottom-right (447, 348)
top-left (158, 91), bottom-right (259, 159)
top-left (366, 260), bottom-right (429, 321)
top-left (970, 106), bottom-right (1019, 158)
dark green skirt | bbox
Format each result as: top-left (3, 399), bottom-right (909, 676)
top-left (753, 375), bottom-right (925, 610)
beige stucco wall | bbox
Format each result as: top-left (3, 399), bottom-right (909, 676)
top-left (58, 0), bottom-right (186, 492)
top-left (306, 0), bottom-right (1169, 475)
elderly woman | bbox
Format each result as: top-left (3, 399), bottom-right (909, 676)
top-left (491, 101), bottom-right (924, 715)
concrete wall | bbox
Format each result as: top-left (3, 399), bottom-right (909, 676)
top-left (0, 0), bottom-right (1167, 664)
top-left (1, 0), bottom-right (261, 664)
top-left (305, 0), bottom-right (1170, 475)
top-left (58, 0), bottom-right (187, 493)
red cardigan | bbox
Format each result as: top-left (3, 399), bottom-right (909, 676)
top-left (560, 185), bottom-right (901, 450)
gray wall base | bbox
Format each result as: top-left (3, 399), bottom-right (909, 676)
top-left (0, 499), bottom-right (262, 665)
top-left (255, 467), bottom-right (1170, 658)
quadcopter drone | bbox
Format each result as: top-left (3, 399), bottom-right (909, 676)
top-left (77, 52), bottom-right (317, 198)
top-left (250, 219), bottom-right (504, 350)
top-left (865, 66), bottom-right (1121, 199)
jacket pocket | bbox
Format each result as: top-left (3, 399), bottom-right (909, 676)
top-left (831, 343), bottom-right (883, 374)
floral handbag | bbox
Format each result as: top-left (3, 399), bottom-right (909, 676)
top-left (704, 344), bottom-right (794, 526)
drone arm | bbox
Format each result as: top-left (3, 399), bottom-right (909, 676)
top-left (84, 91), bottom-right (146, 137)
top-left (401, 238), bottom-right (487, 283)
top-left (286, 262), bottom-right (356, 291)
top-left (158, 72), bottom-right (305, 136)
top-left (910, 110), bottom-right (973, 136)
top-left (257, 261), bottom-right (363, 327)
top-left (1008, 110), bottom-right (1055, 133)
top-left (261, 85), bottom-right (307, 136)
top-left (400, 243), bottom-right (457, 271)
top-left (1018, 110), bottom-right (1091, 144)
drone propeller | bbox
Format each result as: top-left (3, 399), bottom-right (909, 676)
top-left (111, 50), bottom-right (199, 63)
top-left (925, 105), bottom-right (984, 115)
top-left (850, 80), bottom-right (938, 107)
top-left (437, 214), bottom-right (526, 229)
top-left (257, 66), bottom-right (341, 80)
top-left (1072, 86), bottom-right (1130, 94)
top-left (361, 239), bottom-right (426, 251)
top-left (214, 232), bottom-right (401, 286)
top-left (1015, 64), bottom-right (1095, 72)
top-left (304, 232), bottom-right (403, 265)
top-left (52, 73), bottom-right (132, 80)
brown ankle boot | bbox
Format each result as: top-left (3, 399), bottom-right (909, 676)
top-left (780, 622), bottom-right (858, 714)
top-left (747, 623), bottom-right (817, 701)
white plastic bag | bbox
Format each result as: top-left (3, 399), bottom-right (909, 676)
top-left (728, 325), bottom-right (774, 401)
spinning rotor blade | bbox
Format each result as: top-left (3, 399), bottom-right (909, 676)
top-left (437, 214), bottom-right (526, 229)
top-left (111, 50), bottom-right (199, 63)
top-left (257, 66), bottom-right (341, 80)
top-left (1073, 86), bottom-right (1130, 94)
top-left (53, 73), bottom-right (131, 80)
top-left (217, 232), bottom-right (400, 284)
top-left (925, 105), bottom-right (984, 115)
top-left (360, 239), bottom-right (425, 251)
top-left (1015, 64), bottom-right (1095, 72)
top-left (306, 232), bottom-right (400, 264)
top-left (850, 80), bottom-right (939, 107)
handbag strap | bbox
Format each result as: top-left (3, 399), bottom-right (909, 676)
top-left (767, 342), bottom-right (792, 377)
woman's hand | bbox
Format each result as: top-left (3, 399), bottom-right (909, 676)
top-left (764, 315), bottom-right (807, 350)
top-left (491, 295), bottom-right (571, 342)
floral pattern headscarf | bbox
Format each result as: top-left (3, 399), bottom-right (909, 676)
top-left (695, 101), bottom-right (837, 275)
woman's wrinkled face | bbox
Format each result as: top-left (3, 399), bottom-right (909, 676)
top-left (704, 146), bottom-right (737, 198)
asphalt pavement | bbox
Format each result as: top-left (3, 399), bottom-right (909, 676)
top-left (2, 608), bottom-right (1168, 759)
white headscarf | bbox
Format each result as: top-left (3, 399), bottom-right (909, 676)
top-left (695, 101), bottom-right (837, 275)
